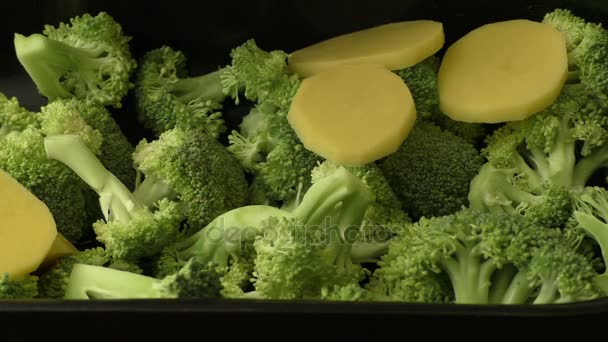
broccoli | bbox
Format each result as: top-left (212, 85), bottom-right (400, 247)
top-left (134, 46), bottom-right (226, 137)
top-left (367, 209), bottom-right (600, 304)
top-left (44, 134), bottom-right (182, 260)
top-left (311, 160), bottom-right (411, 262)
top-left (397, 56), bottom-right (488, 146)
top-left (134, 39), bottom-right (298, 137)
top-left (542, 9), bottom-right (608, 99)
top-left (469, 85), bottom-right (608, 227)
top-left (228, 102), bottom-right (321, 204)
top-left (132, 126), bottom-right (249, 233)
top-left (251, 216), bottom-right (368, 300)
top-left (0, 93), bottom-right (40, 139)
top-left (156, 167), bottom-right (376, 296)
top-left (14, 12), bottom-right (137, 108)
top-left (64, 257), bottom-right (223, 299)
top-left (0, 100), bottom-right (106, 242)
top-left (379, 120), bottom-right (485, 221)
top-left (571, 186), bottom-right (608, 294)
top-left (0, 273), bottom-right (39, 300)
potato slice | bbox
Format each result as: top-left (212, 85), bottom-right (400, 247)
top-left (287, 63), bottom-right (417, 166)
top-left (438, 19), bottom-right (568, 123)
top-left (0, 170), bottom-right (57, 278)
top-left (288, 20), bottom-right (444, 77)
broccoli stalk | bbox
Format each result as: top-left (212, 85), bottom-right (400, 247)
top-left (65, 257), bottom-right (222, 299)
top-left (44, 134), bottom-right (182, 260)
top-left (572, 186), bottom-right (608, 293)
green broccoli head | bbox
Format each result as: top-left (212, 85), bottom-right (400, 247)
top-left (0, 93), bottom-right (40, 139)
top-left (158, 257), bottom-right (223, 299)
top-left (0, 273), bottom-right (39, 299)
top-left (14, 12), bottom-right (137, 108)
top-left (134, 46), bottom-right (226, 137)
top-left (470, 86), bottom-right (608, 227)
top-left (252, 216), bottom-right (367, 300)
top-left (133, 126), bottom-right (249, 232)
top-left (543, 8), bottom-right (608, 99)
top-left (228, 104), bottom-right (321, 203)
top-left (93, 198), bottom-right (183, 261)
top-left (379, 120), bottom-right (484, 221)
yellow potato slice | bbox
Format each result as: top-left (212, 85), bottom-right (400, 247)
top-left (288, 20), bottom-right (445, 77)
top-left (438, 19), bottom-right (568, 123)
top-left (287, 63), bottom-right (417, 166)
top-left (0, 170), bottom-right (57, 278)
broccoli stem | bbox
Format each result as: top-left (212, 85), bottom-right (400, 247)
top-left (532, 280), bottom-right (559, 304)
top-left (65, 263), bottom-right (162, 299)
top-left (169, 69), bottom-right (227, 104)
top-left (14, 33), bottom-right (105, 101)
top-left (44, 134), bottom-right (143, 223)
top-left (350, 241), bottom-right (391, 263)
top-left (500, 270), bottom-right (533, 304)
top-left (488, 264), bottom-right (518, 304)
top-left (573, 144), bottom-right (608, 191)
top-left (574, 212), bottom-right (608, 293)
top-left (293, 167), bottom-right (375, 236)
top-left (442, 246), bottom-right (496, 304)
top-left (133, 175), bottom-right (178, 208)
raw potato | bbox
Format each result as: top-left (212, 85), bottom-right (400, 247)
top-left (0, 170), bottom-right (57, 278)
top-left (288, 20), bottom-right (445, 77)
top-left (287, 63), bottom-right (417, 166)
top-left (438, 19), bottom-right (568, 123)
top-left (37, 234), bottom-right (79, 271)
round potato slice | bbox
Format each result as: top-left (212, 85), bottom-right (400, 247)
top-left (0, 170), bottom-right (57, 278)
top-left (438, 19), bottom-right (568, 123)
top-left (287, 63), bottom-right (417, 166)
top-left (288, 20), bottom-right (445, 77)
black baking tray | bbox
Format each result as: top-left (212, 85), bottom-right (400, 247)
top-left (2, 0), bottom-right (608, 335)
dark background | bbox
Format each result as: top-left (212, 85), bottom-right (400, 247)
top-left (2, 0), bottom-right (608, 336)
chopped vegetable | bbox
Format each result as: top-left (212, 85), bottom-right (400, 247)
top-left (438, 19), bottom-right (568, 123)
top-left (0, 170), bottom-right (57, 278)
top-left (288, 20), bottom-right (445, 77)
top-left (287, 63), bottom-right (417, 166)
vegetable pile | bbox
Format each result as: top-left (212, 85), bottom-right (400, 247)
top-left (2, 8), bottom-right (608, 305)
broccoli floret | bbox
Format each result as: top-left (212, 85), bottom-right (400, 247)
top-left (38, 247), bottom-right (109, 299)
top-left (0, 273), bottom-right (38, 299)
top-left (14, 12), bottom-right (137, 108)
top-left (157, 167), bottom-right (375, 296)
top-left (65, 257), bottom-right (223, 299)
top-left (543, 9), bottom-right (608, 99)
top-left (0, 93), bottom-right (40, 139)
top-left (135, 39), bottom-right (298, 137)
top-left (0, 100), bottom-right (105, 242)
top-left (132, 126), bottom-right (249, 233)
top-left (251, 216), bottom-right (368, 300)
top-left (134, 46), bottom-right (226, 137)
top-left (379, 120), bottom-right (484, 221)
top-left (228, 102), bottom-right (321, 203)
top-left (320, 283), bottom-right (373, 302)
top-left (368, 208), bottom-right (600, 304)
top-left (44, 134), bottom-right (182, 260)
top-left (397, 56), bottom-right (488, 146)
top-left (469, 86), bottom-right (608, 227)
